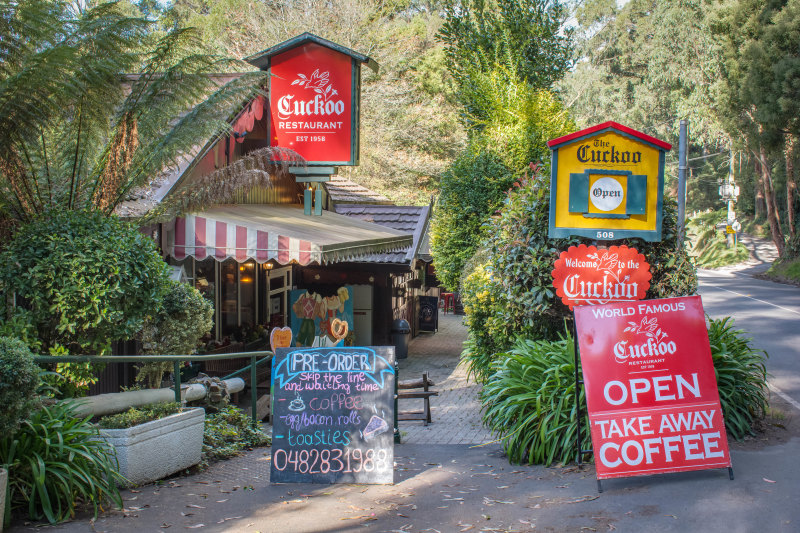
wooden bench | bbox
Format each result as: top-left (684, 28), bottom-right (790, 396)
top-left (397, 373), bottom-right (438, 425)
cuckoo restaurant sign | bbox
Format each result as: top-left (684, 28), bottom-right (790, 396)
top-left (548, 122), bottom-right (671, 242)
top-left (574, 296), bottom-right (731, 480)
top-left (262, 34), bottom-right (369, 165)
top-left (552, 244), bottom-right (651, 310)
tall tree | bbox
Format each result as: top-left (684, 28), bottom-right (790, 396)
top-left (712, 0), bottom-right (797, 255)
top-left (739, 0), bottom-right (800, 241)
top-left (438, 0), bottom-right (572, 119)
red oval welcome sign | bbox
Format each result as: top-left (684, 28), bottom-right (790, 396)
top-left (551, 244), bottom-right (651, 310)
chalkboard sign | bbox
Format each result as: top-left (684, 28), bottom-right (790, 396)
top-left (270, 346), bottom-right (396, 484)
top-left (418, 296), bottom-right (438, 332)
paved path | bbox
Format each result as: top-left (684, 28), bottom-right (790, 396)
top-left (397, 313), bottom-right (494, 445)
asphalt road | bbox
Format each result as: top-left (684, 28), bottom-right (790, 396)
top-left (698, 267), bottom-right (800, 410)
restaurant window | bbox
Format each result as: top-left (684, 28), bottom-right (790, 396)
top-left (239, 260), bottom-right (256, 332)
top-left (220, 259), bottom-right (239, 339)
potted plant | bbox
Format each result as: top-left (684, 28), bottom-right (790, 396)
top-left (0, 337), bottom-right (40, 531)
top-left (97, 402), bottom-right (205, 487)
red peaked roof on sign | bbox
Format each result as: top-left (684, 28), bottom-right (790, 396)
top-left (547, 121), bottom-right (672, 151)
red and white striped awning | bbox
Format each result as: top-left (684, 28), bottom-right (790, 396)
top-left (164, 205), bottom-right (412, 266)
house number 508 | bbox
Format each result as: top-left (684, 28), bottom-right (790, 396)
top-left (596, 231), bottom-right (615, 239)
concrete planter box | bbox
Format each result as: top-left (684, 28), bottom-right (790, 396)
top-left (1, 467), bottom-right (6, 533)
top-left (99, 408), bottom-right (205, 487)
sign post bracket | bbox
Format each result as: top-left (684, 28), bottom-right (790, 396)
top-left (572, 316), bottom-right (602, 492)
top-left (572, 318), bottom-right (594, 463)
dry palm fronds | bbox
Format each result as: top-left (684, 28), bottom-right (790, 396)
top-left (146, 146), bottom-right (303, 221)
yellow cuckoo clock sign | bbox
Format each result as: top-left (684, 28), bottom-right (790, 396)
top-left (547, 122), bottom-right (671, 242)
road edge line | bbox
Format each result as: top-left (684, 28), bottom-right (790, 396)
top-left (768, 381), bottom-right (800, 412)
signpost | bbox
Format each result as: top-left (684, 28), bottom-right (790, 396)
top-left (551, 244), bottom-right (651, 310)
top-left (547, 122), bottom-right (671, 242)
top-left (574, 296), bottom-right (732, 481)
top-left (270, 346), bottom-right (395, 484)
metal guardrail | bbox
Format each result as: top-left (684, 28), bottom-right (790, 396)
top-left (33, 352), bottom-right (274, 422)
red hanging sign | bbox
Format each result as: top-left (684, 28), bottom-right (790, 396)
top-left (574, 295), bottom-right (731, 480)
top-left (552, 244), bottom-right (651, 310)
top-left (269, 42), bottom-right (354, 164)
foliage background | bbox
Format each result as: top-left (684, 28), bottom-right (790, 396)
top-left (137, 280), bottom-right (214, 388)
top-left (0, 337), bottom-right (40, 436)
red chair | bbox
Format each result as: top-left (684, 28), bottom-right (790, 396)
top-left (440, 292), bottom-right (455, 314)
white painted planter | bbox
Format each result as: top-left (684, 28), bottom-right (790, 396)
top-left (99, 408), bottom-right (205, 487)
top-left (0, 467), bottom-right (7, 533)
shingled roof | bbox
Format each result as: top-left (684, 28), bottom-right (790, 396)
top-left (323, 176), bottom-right (393, 205)
top-left (333, 204), bottom-right (431, 264)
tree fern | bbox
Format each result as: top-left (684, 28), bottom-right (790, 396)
top-left (0, 0), bottom-right (274, 229)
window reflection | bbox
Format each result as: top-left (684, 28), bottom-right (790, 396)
top-left (220, 259), bottom-right (238, 338)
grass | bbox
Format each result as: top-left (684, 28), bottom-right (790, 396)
top-left (687, 210), bottom-right (751, 268)
top-left (740, 215), bottom-right (770, 239)
top-left (765, 256), bottom-right (800, 283)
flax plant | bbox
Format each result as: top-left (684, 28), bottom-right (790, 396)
top-left (481, 334), bottom-right (591, 466)
top-left (706, 316), bottom-right (769, 440)
top-left (0, 401), bottom-right (124, 524)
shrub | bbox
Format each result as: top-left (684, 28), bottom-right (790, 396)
top-left (137, 280), bottom-right (214, 388)
top-left (203, 406), bottom-right (270, 462)
top-left (97, 402), bottom-right (183, 430)
top-left (0, 337), bottom-right (40, 436)
top-left (461, 168), bottom-right (697, 382)
top-left (430, 150), bottom-right (517, 291)
top-left (481, 334), bottom-right (590, 465)
top-left (0, 209), bottom-right (171, 394)
top-left (0, 402), bottom-right (123, 523)
top-left (707, 316), bottom-right (769, 440)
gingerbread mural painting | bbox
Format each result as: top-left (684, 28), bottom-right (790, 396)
top-left (290, 286), bottom-right (354, 348)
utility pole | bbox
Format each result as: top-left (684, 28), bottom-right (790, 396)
top-left (720, 150), bottom-right (741, 248)
top-left (677, 120), bottom-right (688, 248)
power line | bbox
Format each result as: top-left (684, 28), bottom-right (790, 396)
top-left (665, 150), bottom-right (729, 165)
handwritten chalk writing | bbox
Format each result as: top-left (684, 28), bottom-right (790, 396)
top-left (287, 428), bottom-right (351, 446)
top-left (272, 448), bottom-right (390, 474)
top-left (298, 373), bottom-right (352, 394)
top-left (273, 347), bottom-right (394, 389)
top-left (309, 394), bottom-right (362, 411)
top-left (280, 412), bottom-right (336, 431)
top-left (290, 350), bottom-right (370, 373)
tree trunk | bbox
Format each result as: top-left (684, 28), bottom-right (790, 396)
top-left (754, 156), bottom-right (766, 218)
top-left (758, 144), bottom-right (785, 255)
top-left (786, 134), bottom-right (797, 239)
